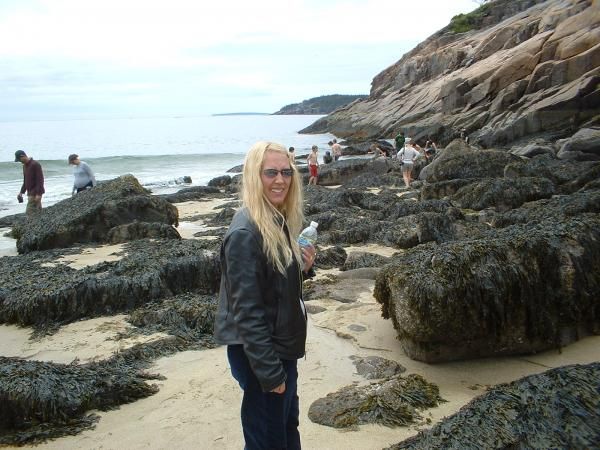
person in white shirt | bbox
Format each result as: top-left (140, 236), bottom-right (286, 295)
top-left (398, 142), bottom-right (421, 187)
top-left (68, 154), bottom-right (97, 195)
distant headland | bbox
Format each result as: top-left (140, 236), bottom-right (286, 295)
top-left (212, 112), bottom-right (271, 116)
top-left (273, 94), bottom-right (368, 115)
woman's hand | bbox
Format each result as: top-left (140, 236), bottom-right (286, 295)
top-left (271, 382), bottom-right (286, 394)
top-left (301, 245), bottom-right (316, 273)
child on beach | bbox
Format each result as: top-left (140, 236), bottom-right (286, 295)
top-left (308, 145), bottom-right (319, 185)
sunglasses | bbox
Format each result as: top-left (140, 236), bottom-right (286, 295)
top-left (262, 168), bottom-right (293, 178)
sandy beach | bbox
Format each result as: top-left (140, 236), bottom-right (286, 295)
top-left (2, 196), bottom-right (599, 450)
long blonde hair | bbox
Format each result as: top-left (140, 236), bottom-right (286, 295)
top-left (241, 141), bottom-right (304, 274)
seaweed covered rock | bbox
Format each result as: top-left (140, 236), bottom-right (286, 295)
top-left (388, 363), bottom-right (600, 449)
top-left (374, 214), bottom-right (600, 362)
top-left (207, 175), bottom-right (232, 187)
top-left (378, 199), bottom-right (455, 221)
top-left (304, 185), bottom-right (393, 215)
top-left (308, 374), bottom-right (443, 428)
top-left (450, 176), bottom-right (555, 211)
top-left (311, 157), bottom-right (391, 186)
top-left (12, 175), bottom-right (179, 254)
top-left (107, 221), bottom-right (181, 244)
top-left (491, 190), bottom-right (600, 228)
top-left (157, 185), bottom-right (221, 203)
top-left (377, 212), bottom-right (461, 249)
top-left (128, 293), bottom-right (217, 343)
top-left (0, 212), bottom-right (25, 229)
top-left (343, 172), bottom-right (405, 189)
top-left (561, 163), bottom-right (600, 194)
top-left (424, 140), bottom-right (520, 183)
top-left (207, 206), bottom-right (237, 226)
top-left (315, 245), bottom-right (347, 270)
top-left (420, 179), bottom-right (477, 200)
top-left (504, 155), bottom-right (597, 186)
top-left (342, 252), bottom-right (390, 271)
top-left (0, 355), bottom-right (161, 445)
top-left (0, 238), bottom-right (220, 331)
top-left (350, 355), bottom-right (406, 380)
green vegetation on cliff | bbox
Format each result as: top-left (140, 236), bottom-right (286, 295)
top-left (448, 2), bottom-right (492, 33)
top-left (273, 94), bottom-right (367, 115)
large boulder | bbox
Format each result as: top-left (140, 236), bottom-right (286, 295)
top-left (308, 374), bottom-right (443, 428)
top-left (12, 175), bottom-right (179, 254)
top-left (306, 158), bottom-right (391, 186)
top-left (557, 127), bottom-right (600, 161)
top-left (420, 179), bottom-right (478, 200)
top-left (106, 222), bottom-right (181, 244)
top-left (450, 176), bottom-right (555, 211)
top-left (374, 214), bottom-right (600, 363)
top-left (0, 355), bottom-right (161, 445)
top-left (490, 189), bottom-right (600, 228)
top-left (388, 363), bottom-right (600, 450)
top-left (503, 154), bottom-right (597, 186)
top-left (0, 238), bottom-right (220, 330)
top-left (158, 185), bottom-right (221, 203)
top-left (423, 140), bottom-right (520, 182)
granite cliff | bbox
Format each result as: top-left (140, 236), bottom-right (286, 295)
top-left (300, 0), bottom-right (599, 149)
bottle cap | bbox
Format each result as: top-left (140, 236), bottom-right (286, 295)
top-left (310, 221), bottom-right (319, 229)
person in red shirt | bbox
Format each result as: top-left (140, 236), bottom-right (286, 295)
top-left (15, 150), bottom-right (45, 215)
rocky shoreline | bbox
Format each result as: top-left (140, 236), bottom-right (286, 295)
top-left (0, 137), bottom-right (599, 448)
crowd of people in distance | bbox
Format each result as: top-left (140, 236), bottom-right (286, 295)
top-left (13, 150), bottom-right (97, 216)
top-left (290, 133), bottom-right (440, 188)
top-left (13, 132), bottom-right (440, 218)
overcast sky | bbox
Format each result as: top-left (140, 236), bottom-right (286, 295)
top-left (0, 0), bottom-right (478, 121)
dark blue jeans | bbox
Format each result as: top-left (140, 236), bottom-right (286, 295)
top-left (227, 345), bottom-right (301, 450)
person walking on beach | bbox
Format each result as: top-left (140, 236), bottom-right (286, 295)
top-left (330, 139), bottom-right (342, 161)
top-left (398, 141), bottom-right (420, 188)
top-left (68, 154), bottom-right (97, 194)
top-left (14, 150), bottom-right (45, 216)
top-left (214, 141), bottom-right (315, 450)
top-left (308, 145), bottom-right (319, 185)
top-left (288, 146), bottom-right (296, 163)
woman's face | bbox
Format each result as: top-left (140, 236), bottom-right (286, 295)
top-left (261, 151), bottom-right (292, 207)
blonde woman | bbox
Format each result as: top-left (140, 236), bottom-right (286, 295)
top-left (214, 141), bottom-right (316, 450)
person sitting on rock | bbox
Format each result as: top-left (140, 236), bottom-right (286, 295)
top-left (323, 150), bottom-right (333, 164)
top-left (424, 140), bottom-right (438, 164)
top-left (368, 143), bottom-right (386, 158)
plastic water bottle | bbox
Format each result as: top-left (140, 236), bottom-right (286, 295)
top-left (298, 221), bottom-right (318, 248)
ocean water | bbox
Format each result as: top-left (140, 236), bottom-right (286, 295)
top-left (0, 115), bottom-right (331, 217)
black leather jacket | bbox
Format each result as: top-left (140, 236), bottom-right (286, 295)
top-left (213, 209), bottom-right (307, 392)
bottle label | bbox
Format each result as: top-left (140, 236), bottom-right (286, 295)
top-left (298, 236), bottom-right (312, 248)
